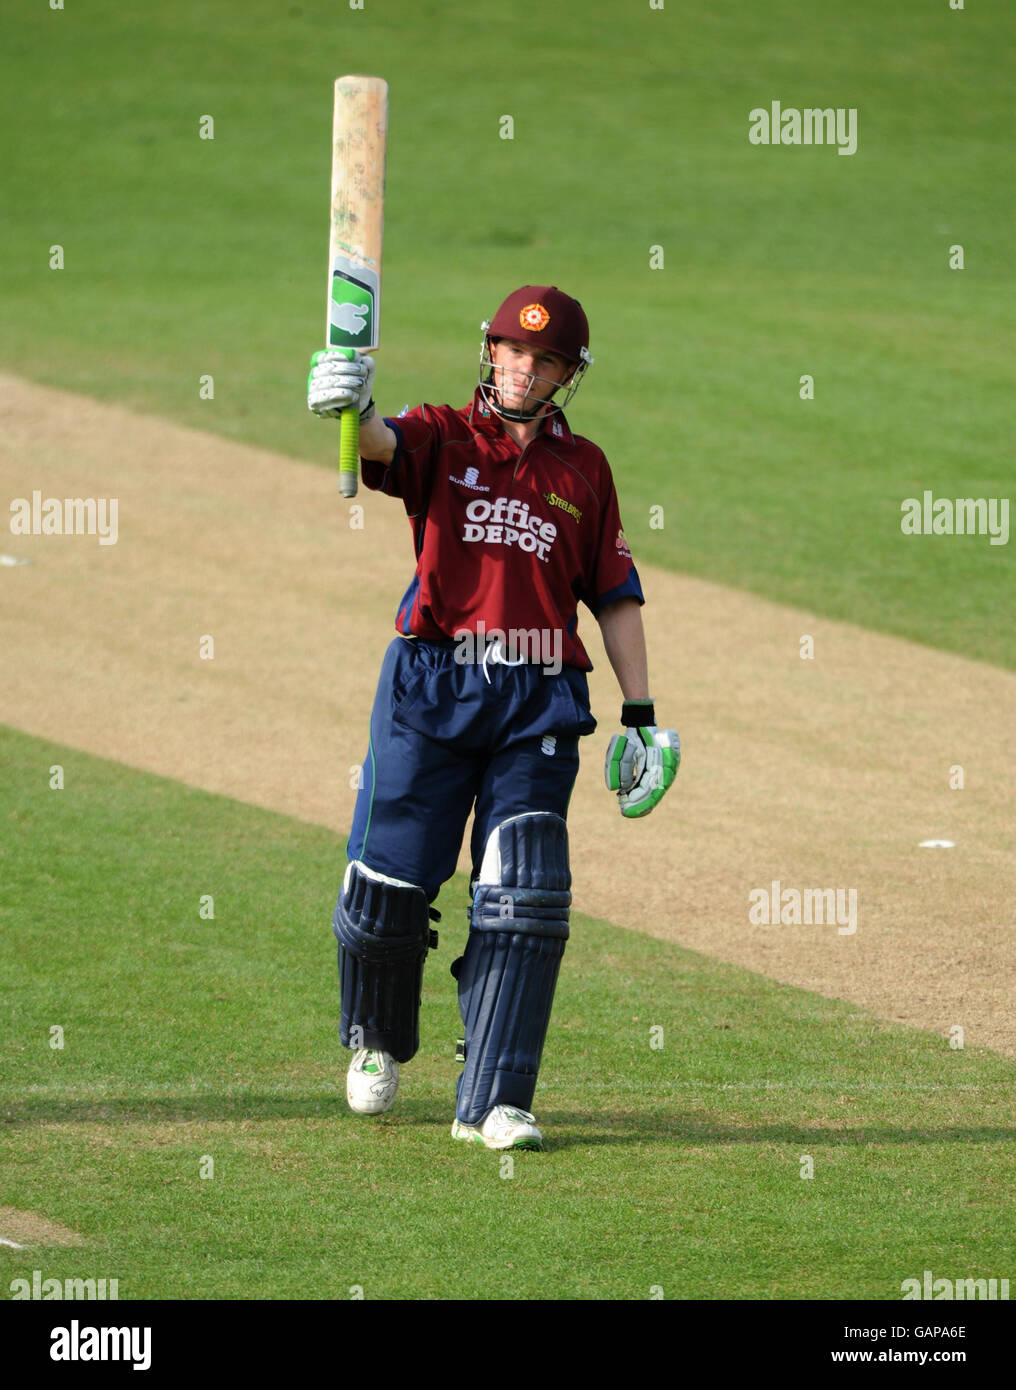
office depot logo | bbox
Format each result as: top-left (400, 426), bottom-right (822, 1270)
top-left (462, 497), bottom-right (558, 562)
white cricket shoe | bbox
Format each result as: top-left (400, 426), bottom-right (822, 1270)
top-left (451, 1105), bottom-right (543, 1151)
top-left (346, 1048), bottom-right (398, 1114)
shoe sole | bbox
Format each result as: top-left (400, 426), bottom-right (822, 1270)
top-left (347, 1098), bottom-right (396, 1115)
top-left (451, 1121), bottom-right (543, 1151)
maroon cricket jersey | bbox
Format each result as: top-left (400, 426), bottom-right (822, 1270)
top-left (360, 388), bottom-right (644, 671)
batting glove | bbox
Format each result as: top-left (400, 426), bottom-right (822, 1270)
top-left (307, 349), bottom-right (376, 420)
top-left (605, 701), bottom-right (680, 819)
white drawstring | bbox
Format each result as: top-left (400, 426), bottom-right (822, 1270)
top-left (481, 637), bottom-right (526, 684)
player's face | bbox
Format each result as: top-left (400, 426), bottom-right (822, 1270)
top-left (490, 339), bottom-right (573, 413)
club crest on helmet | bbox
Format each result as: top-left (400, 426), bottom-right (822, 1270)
top-left (520, 303), bottom-right (550, 332)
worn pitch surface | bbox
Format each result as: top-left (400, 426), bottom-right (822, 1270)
top-left (2, 374), bottom-right (1013, 1053)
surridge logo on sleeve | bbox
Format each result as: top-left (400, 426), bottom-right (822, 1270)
top-left (449, 465), bottom-right (491, 492)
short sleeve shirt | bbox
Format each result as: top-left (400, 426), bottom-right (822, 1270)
top-left (360, 388), bottom-right (643, 670)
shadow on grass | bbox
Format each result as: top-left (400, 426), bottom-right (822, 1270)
top-left (538, 1113), bottom-right (1016, 1152)
top-left (4, 1095), bottom-right (1016, 1151)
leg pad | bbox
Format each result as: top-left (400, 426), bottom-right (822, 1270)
top-left (333, 860), bottom-right (432, 1064)
top-left (456, 814), bottom-right (571, 1124)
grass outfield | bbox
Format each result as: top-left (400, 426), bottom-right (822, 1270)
top-left (2, 0), bottom-right (1014, 668)
top-left (2, 726), bottom-right (1014, 1301)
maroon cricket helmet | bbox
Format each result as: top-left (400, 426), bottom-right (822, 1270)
top-left (486, 285), bottom-right (590, 365)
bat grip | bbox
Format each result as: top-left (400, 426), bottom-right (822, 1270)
top-left (338, 405), bottom-right (359, 496)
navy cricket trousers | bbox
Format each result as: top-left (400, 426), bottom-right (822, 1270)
top-left (347, 637), bottom-right (597, 898)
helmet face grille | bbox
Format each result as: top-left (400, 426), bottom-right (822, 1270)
top-left (477, 330), bottom-right (591, 422)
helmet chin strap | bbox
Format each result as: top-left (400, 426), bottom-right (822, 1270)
top-left (489, 397), bottom-right (552, 423)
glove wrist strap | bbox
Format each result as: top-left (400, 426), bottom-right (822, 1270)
top-left (621, 699), bottom-right (655, 729)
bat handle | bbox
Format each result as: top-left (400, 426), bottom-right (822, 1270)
top-left (338, 403), bottom-right (359, 497)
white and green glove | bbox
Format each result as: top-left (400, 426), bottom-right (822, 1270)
top-left (605, 700), bottom-right (681, 819)
top-left (307, 349), bottom-right (375, 420)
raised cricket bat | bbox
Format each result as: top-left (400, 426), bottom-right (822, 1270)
top-left (327, 75), bottom-right (388, 497)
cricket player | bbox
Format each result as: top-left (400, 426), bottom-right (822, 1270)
top-left (307, 285), bottom-right (679, 1150)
